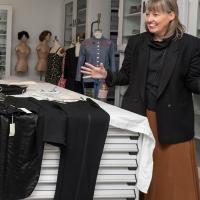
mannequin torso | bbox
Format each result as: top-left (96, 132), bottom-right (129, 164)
top-left (15, 39), bottom-right (31, 73)
top-left (35, 40), bottom-right (50, 72)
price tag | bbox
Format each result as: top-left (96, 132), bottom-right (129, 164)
top-left (9, 115), bottom-right (15, 137)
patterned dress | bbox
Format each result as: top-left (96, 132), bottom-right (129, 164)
top-left (45, 47), bottom-right (63, 85)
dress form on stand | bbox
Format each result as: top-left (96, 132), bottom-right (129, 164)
top-left (35, 30), bottom-right (52, 81)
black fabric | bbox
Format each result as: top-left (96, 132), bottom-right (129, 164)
top-left (145, 34), bottom-right (173, 111)
top-left (45, 48), bottom-right (63, 85)
top-left (64, 47), bottom-right (83, 94)
top-left (5, 97), bottom-right (67, 146)
top-left (0, 101), bottom-right (41, 200)
top-left (106, 32), bottom-right (200, 144)
top-left (51, 99), bottom-right (110, 200)
top-left (0, 84), bottom-right (27, 95)
top-left (2, 97), bottom-right (109, 200)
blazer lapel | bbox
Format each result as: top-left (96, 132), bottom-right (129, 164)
top-left (157, 39), bottom-right (179, 99)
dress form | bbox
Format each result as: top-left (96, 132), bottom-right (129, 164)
top-left (93, 29), bottom-right (103, 39)
top-left (50, 36), bottom-right (65, 56)
top-left (35, 31), bottom-right (51, 80)
top-left (15, 34), bottom-right (31, 73)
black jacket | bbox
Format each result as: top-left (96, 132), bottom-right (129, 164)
top-left (106, 32), bottom-right (200, 144)
top-left (0, 100), bottom-right (41, 200)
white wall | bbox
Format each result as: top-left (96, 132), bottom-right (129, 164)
top-left (0, 0), bottom-right (65, 80)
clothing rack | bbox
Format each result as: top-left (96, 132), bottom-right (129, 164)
top-left (90, 13), bottom-right (101, 37)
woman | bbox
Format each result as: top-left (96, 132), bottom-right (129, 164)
top-left (15, 31), bottom-right (31, 73)
top-left (81, 0), bottom-right (200, 199)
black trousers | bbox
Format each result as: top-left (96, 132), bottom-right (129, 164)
top-left (53, 99), bottom-right (110, 200)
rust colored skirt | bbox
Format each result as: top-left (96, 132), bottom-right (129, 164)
top-left (144, 110), bottom-right (200, 200)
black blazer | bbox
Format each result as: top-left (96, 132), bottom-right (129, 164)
top-left (106, 32), bottom-right (200, 144)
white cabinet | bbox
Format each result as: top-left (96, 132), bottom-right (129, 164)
top-left (115, 0), bottom-right (145, 106)
top-left (64, 1), bottom-right (74, 47)
top-left (198, 0), bottom-right (200, 37)
top-left (64, 0), bottom-right (110, 48)
top-left (117, 0), bottom-right (145, 51)
top-left (0, 5), bottom-right (12, 79)
top-left (188, 0), bottom-right (200, 172)
top-left (110, 0), bottom-right (119, 70)
top-left (196, 0), bottom-right (200, 175)
top-left (187, 0), bottom-right (200, 36)
top-left (29, 128), bottom-right (140, 200)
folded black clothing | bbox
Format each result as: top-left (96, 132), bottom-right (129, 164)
top-left (0, 84), bottom-right (27, 95)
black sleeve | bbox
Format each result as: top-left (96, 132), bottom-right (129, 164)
top-left (185, 37), bottom-right (200, 94)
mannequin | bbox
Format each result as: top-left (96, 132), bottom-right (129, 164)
top-left (49, 36), bottom-right (65, 56)
top-left (45, 36), bottom-right (65, 85)
top-left (15, 31), bottom-right (31, 73)
top-left (35, 30), bottom-right (52, 79)
top-left (76, 28), bottom-right (115, 98)
top-left (93, 29), bottom-right (103, 39)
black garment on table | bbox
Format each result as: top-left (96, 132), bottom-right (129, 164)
top-left (0, 101), bottom-right (40, 200)
top-left (64, 47), bottom-right (83, 94)
top-left (1, 96), bottom-right (67, 200)
top-left (45, 48), bottom-right (63, 85)
top-left (5, 97), bottom-right (67, 146)
top-left (51, 99), bottom-right (110, 200)
top-left (0, 84), bottom-right (27, 95)
top-left (145, 33), bottom-right (174, 111)
top-left (2, 97), bottom-right (110, 200)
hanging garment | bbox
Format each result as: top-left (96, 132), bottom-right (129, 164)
top-left (76, 37), bottom-right (116, 98)
top-left (58, 55), bottom-right (67, 88)
top-left (45, 47), bottom-right (63, 85)
top-left (0, 101), bottom-right (41, 200)
top-left (49, 99), bottom-right (110, 200)
top-left (64, 47), bottom-right (83, 94)
top-left (76, 36), bottom-right (116, 82)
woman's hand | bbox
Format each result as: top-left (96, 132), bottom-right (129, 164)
top-left (81, 63), bottom-right (107, 79)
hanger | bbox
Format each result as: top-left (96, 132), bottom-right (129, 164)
top-left (90, 13), bottom-right (101, 37)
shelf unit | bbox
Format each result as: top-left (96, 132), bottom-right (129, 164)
top-left (191, 0), bottom-right (200, 174)
top-left (117, 0), bottom-right (145, 52)
top-left (115, 0), bottom-right (145, 106)
top-left (0, 5), bottom-right (12, 79)
top-left (193, 95), bottom-right (200, 173)
top-left (64, 0), bottom-right (110, 49)
top-left (64, 2), bottom-right (73, 47)
top-left (107, 0), bottom-right (120, 105)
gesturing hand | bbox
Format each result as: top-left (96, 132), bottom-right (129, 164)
top-left (81, 63), bottom-right (107, 79)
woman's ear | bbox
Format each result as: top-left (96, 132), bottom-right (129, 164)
top-left (169, 11), bottom-right (175, 22)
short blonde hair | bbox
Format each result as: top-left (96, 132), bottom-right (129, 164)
top-left (145, 0), bottom-right (185, 39)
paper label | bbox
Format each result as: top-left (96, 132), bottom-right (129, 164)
top-left (9, 123), bottom-right (15, 136)
top-left (19, 108), bottom-right (32, 114)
